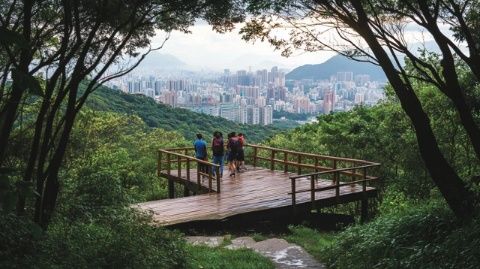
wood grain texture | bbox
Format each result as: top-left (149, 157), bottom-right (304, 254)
top-left (134, 166), bottom-right (376, 226)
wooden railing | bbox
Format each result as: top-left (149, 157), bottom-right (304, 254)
top-left (245, 144), bottom-right (381, 208)
top-left (158, 144), bottom-right (380, 198)
top-left (158, 148), bottom-right (221, 193)
top-left (289, 163), bottom-right (381, 208)
top-left (247, 144), bottom-right (378, 174)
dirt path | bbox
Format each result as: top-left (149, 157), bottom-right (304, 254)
top-left (186, 236), bottom-right (326, 269)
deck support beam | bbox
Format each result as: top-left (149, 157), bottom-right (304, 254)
top-left (168, 177), bottom-right (175, 199)
top-left (183, 184), bottom-right (190, 197)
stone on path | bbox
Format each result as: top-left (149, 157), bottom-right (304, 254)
top-left (186, 236), bottom-right (326, 269)
top-left (185, 236), bottom-right (224, 247)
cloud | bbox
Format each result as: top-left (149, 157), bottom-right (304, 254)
top-left (151, 23), bottom-right (334, 71)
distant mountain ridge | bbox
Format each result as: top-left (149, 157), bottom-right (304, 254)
top-left (286, 54), bottom-right (387, 81)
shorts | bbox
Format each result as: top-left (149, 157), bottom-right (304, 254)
top-left (228, 150), bottom-right (238, 162)
top-left (237, 149), bottom-right (245, 161)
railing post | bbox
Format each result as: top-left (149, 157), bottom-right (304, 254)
top-left (186, 159), bottom-right (191, 182)
top-left (157, 151), bottom-right (162, 177)
top-left (297, 154), bottom-right (302, 174)
top-left (270, 150), bottom-right (275, 171)
top-left (310, 175), bottom-right (315, 211)
top-left (216, 166), bottom-right (221, 193)
top-left (335, 171), bottom-right (340, 199)
top-left (332, 159), bottom-right (337, 184)
top-left (183, 184), bottom-right (190, 197)
top-left (361, 166), bottom-right (369, 223)
top-left (177, 155), bottom-right (181, 178)
top-left (315, 157), bottom-right (319, 173)
top-left (284, 152), bottom-right (288, 173)
top-left (208, 165), bottom-right (213, 193)
top-left (291, 177), bottom-right (296, 213)
top-left (253, 146), bottom-right (258, 167)
top-left (197, 162), bottom-right (201, 186)
top-left (166, 153), bottom-right (171, 175)
top-left (168, 175), bottom-right (175, 199)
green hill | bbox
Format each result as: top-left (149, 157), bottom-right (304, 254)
top-left (85, 85), bottom-right (285, 142)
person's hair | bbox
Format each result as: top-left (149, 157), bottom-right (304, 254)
top-left (196, 133), bottom-right (203, 139)
top-left (214, 131), bottom-right (221, 139)
top-left (227, 132), bottom-right (233, 138)
top-left (229, 132), bottom-right (236, 137)
top-left (238, 133), bottom-right (243, 137)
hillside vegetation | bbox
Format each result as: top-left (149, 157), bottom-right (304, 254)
top-left (267, 81), bottom-right (480, 268)
top-left (86, 85), bottom-right (284, 143)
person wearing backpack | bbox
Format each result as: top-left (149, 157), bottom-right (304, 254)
top-left (211, 131), bottom-right (224, 177)
top-left (227, 132), bottom-right (240, 177)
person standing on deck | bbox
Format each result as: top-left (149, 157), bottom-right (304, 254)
top-left (237, 133), bottom-right (246, 172)
top-left (194, 133), bottom-right (208, 175)
top-left (227, 132), bottom-right (241, 177)
top-left (211, 131), bottom-right (224, 177)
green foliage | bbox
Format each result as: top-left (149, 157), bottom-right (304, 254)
top-left (186, 245), bottom-right (275, 269)
top-left (320, 202), bottom-right (480, 269)
top-left (0, 214), bottom-right (43, 269)
top-left (273, 110), bottom-right (310, 121)
top-left (2, 195), bottom-right (187, 269)
top-left (85, 85), bottom-right (285, 143)
top-left (64, 111), bottom-right (189, 211)
top-left (40, 210), bottom-right (187, 269)
top-left (284, 226), bottom-right (335, 262)
top-left (266, 84), bottom-right (480, 199)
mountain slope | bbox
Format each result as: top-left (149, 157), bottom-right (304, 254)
top-left (85, 86), bottom-right (283, 142)
top-left (286, 54), bottom-right (386, 81)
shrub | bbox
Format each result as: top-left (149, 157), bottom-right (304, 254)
top-left (322, 201), bottom-right (480, 269)
top-left (39, 209), bottom-right (187, 269)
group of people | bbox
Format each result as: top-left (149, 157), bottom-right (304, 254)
top-left (193, 131), bottom-right (246, 178)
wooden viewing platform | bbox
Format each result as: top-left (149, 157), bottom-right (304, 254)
top-left (135, 144), bottom-right (381, 226)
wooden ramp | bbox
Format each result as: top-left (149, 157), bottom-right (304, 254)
top-left (135, 166), bottom-right (377, 226)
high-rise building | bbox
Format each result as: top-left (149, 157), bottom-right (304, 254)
top-left (337, 71), bottom-right (354, 82)
top-left (247, 106), bottom-right (260, 124)
top-left (259, 105), bottom-right (273, 125)
top-left (323, 89), bottom-right (335, 114)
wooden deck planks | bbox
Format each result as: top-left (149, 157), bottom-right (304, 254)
top-left (134, 166), bottom-right (376, 226)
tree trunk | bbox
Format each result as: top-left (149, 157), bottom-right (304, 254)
top-left (349, 0), bottom-right (474, 220)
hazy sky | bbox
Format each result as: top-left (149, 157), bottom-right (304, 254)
top-left (150, 23), bottom-right (336, 71)
top-left (147, 21), bottom-right (449, 72)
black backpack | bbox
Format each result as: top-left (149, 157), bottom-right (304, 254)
top-left (229, 137), bottom-right (241, 152)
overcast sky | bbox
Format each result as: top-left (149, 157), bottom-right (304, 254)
top-left (150, 23), bottom-right (336, 71)
top-left (147, 21), bottom-right (450, 72)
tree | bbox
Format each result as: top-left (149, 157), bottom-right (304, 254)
top-left (0, 0), bottom-right (244, 229)
top-left (242, 0), bottom-right (479, 219)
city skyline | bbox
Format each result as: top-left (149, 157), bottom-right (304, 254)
top-left (107, 63), bottom-right (386, 126)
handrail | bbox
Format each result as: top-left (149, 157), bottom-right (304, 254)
top-left (158, 149), bottom-right (220, 167)
top-left (246, 144), bottom-right (377, 165)
top-left (158, 148), bottom-right (221, 194)
top-left (289, 163), bottom-right (380, 180)
top-left (289, 163), bottom-right (381, 208)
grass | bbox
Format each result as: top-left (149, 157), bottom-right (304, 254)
top-left (186, 245), bottom-right (275, 269)
top-left (251, 233), bottom-right (268, 242)
top-left (284, 225), bottom-right (336, 262)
